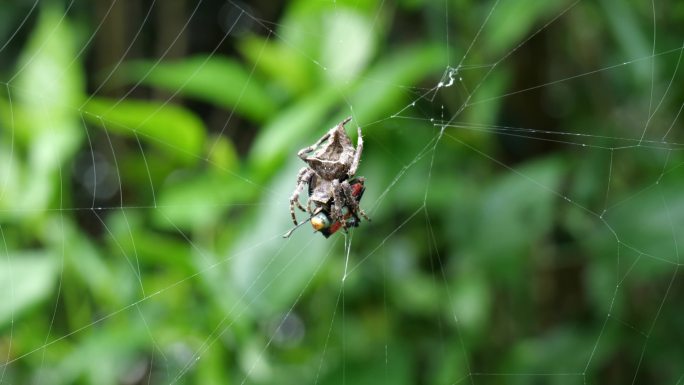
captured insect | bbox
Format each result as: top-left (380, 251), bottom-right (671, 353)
top-left (308, 177), bottom-right (366, 238)
top-left (283, 117), bottom-right (370, 238)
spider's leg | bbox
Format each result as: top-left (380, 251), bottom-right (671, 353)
top-left (341, 180), bottom-right (370, 223)
top-left (297, 118), bottom-right (352, 160)
top-left (296, 168), bottom-right (313, 213)
top-left (305, 174), bottom-right (320, 215)
top-left (289, 201), bottom-right (299, 226)
top-left (331, 179), bottom-right (346, 227)
top-left (297, 131), bottom-right (332, 160)
top-left (356, 207), bottom-right (370, 222)
top-left (348, 125), bottom-right (363, 177)
top-left (289, 168), bottom-right (312, 225)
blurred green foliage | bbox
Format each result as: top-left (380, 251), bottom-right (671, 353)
top-left (1, 0), bottom-right (684, 384)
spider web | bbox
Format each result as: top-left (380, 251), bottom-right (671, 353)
top-left (1, 0), bottom-right (683, 384)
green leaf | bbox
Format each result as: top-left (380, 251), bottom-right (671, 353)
top-left (14, 6), bottom-right (84, 149)
top-left (0, 125), bottom-right (22, 221)
top-left (247, 85), bottom-right (342, 179)
top-left (472, 157), bottom-right (564, 280)
top-left (119, 56), bottom-right (277, 122)
top-left (0, 252), bottom-right (58, 327)
top-left (349, 44), bottom-right (447, 124)
top-left (450, 268), bottom-right (491, 338)
top-left (6, 6), bottom-right (84, 215)
top-left (318, 342), bottom-right (413, 385)
top-left (239, 34), bottom-right (314, 95)
top-left (151, 135), bottom-right (246, 230)
top-left (319, 9), bottom-right (377, 85)
top-left (207, 135), bottom-right (239, 171)
top-left (504, 329), bottom-right (593, 377)
top-left (49, 316), bottom-right (151, 385)
top-left (600, 0), bottom-right (652, 80)
top-left (153, 170), bottom-right (258, 229)
top-left (106, 210), bottom-right (193, 271)
top-left (484, 0), bottom-right (567, 55)
top-left (81, 98), bottom-right (207, 164)
top-left (58, 219), bottom-right (118, 304)
top-left (595, 175), bottom-right (684, 267)
top-left (227, 161), bottom-right (334, 314)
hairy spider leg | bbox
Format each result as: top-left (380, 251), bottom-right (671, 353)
top-left (297, 130), bottom-right (332, 160)
top-left (347, 125), bottom-right (363, 178)
top-left (331, 179), bottom-right (346, 226)
top-left (289, 167), bottom-right (314, 225)
top-left (332, 179), bottom-right (368, 229)
top-left (297, 116), bottom-right (353, 161)
top-left (341, 179), bottom-right (370, 222)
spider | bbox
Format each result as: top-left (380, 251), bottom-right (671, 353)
top-left (285, 117), bottom-right (370, 237)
